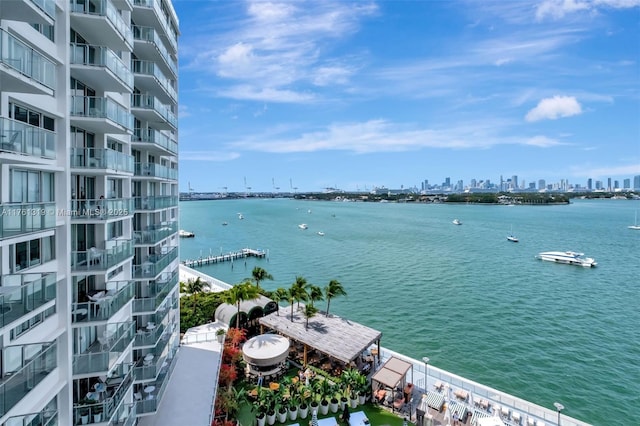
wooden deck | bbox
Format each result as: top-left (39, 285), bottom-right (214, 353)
top-left (181, 248), bottom-right (266, 267)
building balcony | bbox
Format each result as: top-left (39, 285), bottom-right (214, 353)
top-left (133, 342), bottom-right (176, 383)
top-left (133, 247), bottom-right (178, 279)
top-left (70, 96), bottom-right (133, 135)
top-left (0, 117), bottom-right (56, 159)
top-left (70, 147), bottom-right (134, 174)
top-left (1, 408), bottom-right (58, 426)
top-left (0, 273), bottom-right (57, 329)
top-left (134, 162), bottom-right (177, 180)
top-left (0, 202), bottom-right (56, 240)
top-left (132, 0), bottom-right (178, 54)
top-left (132, 127), bottom-right (177, 156)
top-left (70, 0), bottom-right (133, 51)
top-left (132, 271), bottom-right (177, 313)
top-left (71, 240), bottom-right (133, 272)
top-left (72, 281), bottom-right (134, 324)
top-left (133, 195), bottom-right (178, 211)
top-left (134, 352), bottom-right (175, 416)
top-left (131, 94), bottom-right (177, 130)
top-left (111, 402), bottom-right (137, 426)
top-left (0, 341), bottom-right (57, 418)
top-left (0, 28), bottom-right (55, 95)
top-left (72, 321), bottom-right (135, 375)
top-left (132, 59), bottom-right (177, 104)
top-left (72, 362), bottom-right (133, 425)
top-left (0, 0), bottom-right (54, 26)
top-left (70, 43), bottom-right (134, 92)
top-left (133, 222), bottom-right (176, 246)
top-left (69, 197), bottom-right (133, 221)
top-left (132, 25), bottom-right (177, 78)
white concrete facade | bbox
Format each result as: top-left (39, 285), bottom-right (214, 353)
top-left (0, 0), bottom-right (179, 424)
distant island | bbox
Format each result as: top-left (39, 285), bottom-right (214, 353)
top-left (180, 191), bottom-right (638, 204)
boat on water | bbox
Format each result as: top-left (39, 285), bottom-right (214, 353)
top-left (535, 251), bottom-right (597, 267)
top-left (507, 225), bottom-right (518, 242)
top-left (317, 231), bottom-right (325, 236)
top-left (179, 230), bottom-right (195, 238)
top-left (237, 213), bottom-right (244, 220)
top-left (222, 222), bottom-right (228, 226)
top-left (452, 219), bottom-right (462, 225)
top-left (298, 224), bottom-right (308, 230)
top-left (629, 211), bottom-right (640, 230)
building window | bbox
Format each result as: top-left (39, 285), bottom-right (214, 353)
top-left (10, 170), bottom-right (55, 203)
top-left (10, 103), bottom-right (55, 131)
top-left (11, 236), bottom-right (55, 272)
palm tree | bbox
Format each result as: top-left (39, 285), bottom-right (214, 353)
top-left (222, 281), bottom-right (260, 329)
top-left (250, 266), bottom-right (273, 289)
top-left (308, 284), bottom-right (324, 309)
top-left (291, 276), bottom-right (309, 310)
top-left (271, 287), bottom-right (289, 316)
top-left (303, 304), bottom-right (319, 330)
top-left (182, 277), bottom-right (211, 310)
top-left (324, 279), bottom-right (346, 317)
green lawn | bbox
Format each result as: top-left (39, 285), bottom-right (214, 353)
top-left (238, 403), bottom-right (414, 426)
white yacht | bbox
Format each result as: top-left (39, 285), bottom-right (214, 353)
top-left (317, 231), bottom-right (325, 236)
top-left (452, 219), bottom-right (462, 225)
top-left (179, 230), bottom-right (195, 238)
top-left (536, 251), bottom-right (597, 267)
top-left (629, 211), bottom-right (640, 230)
top-left (298, 223), bottom-right (308, 230)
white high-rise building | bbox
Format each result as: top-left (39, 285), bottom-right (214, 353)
top-left (0, 0), bottom-right (180, 424)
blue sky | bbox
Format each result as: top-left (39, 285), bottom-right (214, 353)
top-left (174, 0), bottom-right (640, 193)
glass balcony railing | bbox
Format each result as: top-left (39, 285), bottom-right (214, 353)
top-left (131, 94), bottom-right (177, 129)
top-left (132, 0), bottom-right (178, 53)
top-left (132, 127), bottom-right (177, 154)
top-left (70, 96), bottom-right (134, 131)
top-left (70, 43), bottom-right (134, 90)
top-left (31, 0), bottom-right (56, 18)
top-left (72, 281), bottom-right (134, 323)
top-left (134, 162), bottom-right (177, 180)
top-left (71, 240), bottom-right (133, 272)
top-left (72, 321), bottom-right (135, 375)
top-left (70, 147), bottom-right (134, 173)
top-left (131, 60), bottom-right (177, 101)
top-left (133, 195), bottom-right (178, 211)
top-left (0, 273), bottom-right (57, 328)
top-left (72, 362), bottom-right (133, 425)
top-left (134, 352), bottom-right (175, 415)
top-left (2, 408), bottom-right (58, 426)
top-left (132, 25), bottom-right (177, 77)
top-left (111, 402), bottom-right (137, 426)
top-left (133, 247), bottom-right (178, 278)
top-left (133, 271), bottom-right (178, 313)
top-left (133, 222), bottom-right (176, 245)
top-left (133, 343), bottom-right (176, 382)
top-left (0, 202), bottom-right (56, 239)
top-left (0, 117), bottom-right (56, 158)
top-left (0, 28), bottom-right (56, 90)
top-left (0, 341), bottom-right (57, 417)
top-left (69, 197), bottom-right (133, 220)
top-left (70, 0), bottom-right (133, 48)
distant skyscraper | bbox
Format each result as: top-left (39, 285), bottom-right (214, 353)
top-left (596, 180), bottom-right (603, 190)
top-left (614, 180), bottom-right (619, 189)
top-left (538, 179), bottom-right (546, 190)
top-left (512, 175), bottom-right (518, 190)
top-left (587, 178), bottom-right (593, 190)
top-left (623, 178), bottom-right (630, 189)
top-left (634, 175), bottom-right (640, 190)
top-left (607, 177), bottom-right (612, 191)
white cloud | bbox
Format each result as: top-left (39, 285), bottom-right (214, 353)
top-left (525, 96), bottom-right (583, 122)
top-left (536, 0), bottom-right (640, 21)
top-left (569, 163), bottom-right (640, 178)
top-left (180, 151), bottom-right (241, 161)
top-left (524, 135), bottom-right (565, 147)
top-left (217, 85), bottom-right (316, 103)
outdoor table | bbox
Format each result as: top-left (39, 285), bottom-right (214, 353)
top-left (144, 385), bottom-right (156, 394)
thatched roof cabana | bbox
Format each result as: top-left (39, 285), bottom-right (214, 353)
top-left (258, 305), bottom-right (382, 364)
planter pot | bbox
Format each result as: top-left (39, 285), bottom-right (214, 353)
top-left (288, 407), bottom-right (298, 421)
top-left (299, 405), bottom-right (309, 419)
top-left (256, 414), bottom-right (266, 426)
top-left (320, 401), bottom-right (330, 415)
top-left (339, 398), bottom-right (348, 410)
top-left (267, 412), bottom-right (276, 425)
top-left (329, 399), bottom-right (338, 414)
top-left (350, 398), bottom-right (358, 408)
top-left (80, 415), bottom-right (89, 425)
top-left (277, 410), bottom-right (288, 423)
top-left (358, 395), bottom-right (366, 405)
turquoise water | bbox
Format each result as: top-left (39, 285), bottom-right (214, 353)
top-left (179, 198), bottom-right (639, 425)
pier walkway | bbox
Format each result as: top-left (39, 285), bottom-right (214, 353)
top-left (181, 248), bottom-right (267, 268)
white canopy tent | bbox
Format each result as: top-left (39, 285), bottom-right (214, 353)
top-left (242, 334), bottom-right (290, 367)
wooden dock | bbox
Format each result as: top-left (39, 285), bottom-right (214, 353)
top-left (181, 248), bottom-right (267, 268)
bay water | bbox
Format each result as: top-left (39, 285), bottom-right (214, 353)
top-left (179, 198), bottom-right (639, 425)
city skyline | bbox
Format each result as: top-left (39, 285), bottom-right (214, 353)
top-left (175, 0), bottom-right (640, 193)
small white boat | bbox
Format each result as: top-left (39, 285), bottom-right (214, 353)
top-left (629, 211), bottom-right (640, 230)
top-left (452, 219), bottom-right (462, 225)
top-left (507, 225), bottom-right (518, 242)
top-left (535, 251), bottom-right (597, 267)
top-left (237, 213), bottom-right (244, 220)
top-left (179, 230), bottom-right (195, 238)
top-left (317, 231), bottom-right (325, 236)
top-left (222, 222), bottom-right (228, 226)
top-left (298, 224), bottom-right (308, 230)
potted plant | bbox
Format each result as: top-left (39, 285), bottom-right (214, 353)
top-left (288, 394), bottom-right (300, 421)
top-left (216, 328), bottom-right (226, 343)
top-left (349, 389), bottom-right (358, 408)
top-left (76, 398), bottom-right (95, 425)
top-left (92, 403), bottom-right (104, 423)
top-left (356, 372), bottom-right (369, 405)
top-left (329, 381), bottom-right (340, 413)
top-left (275, 389), bottom-right (288, 424)
top-left (299, 385), bottom-right (311, 419)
